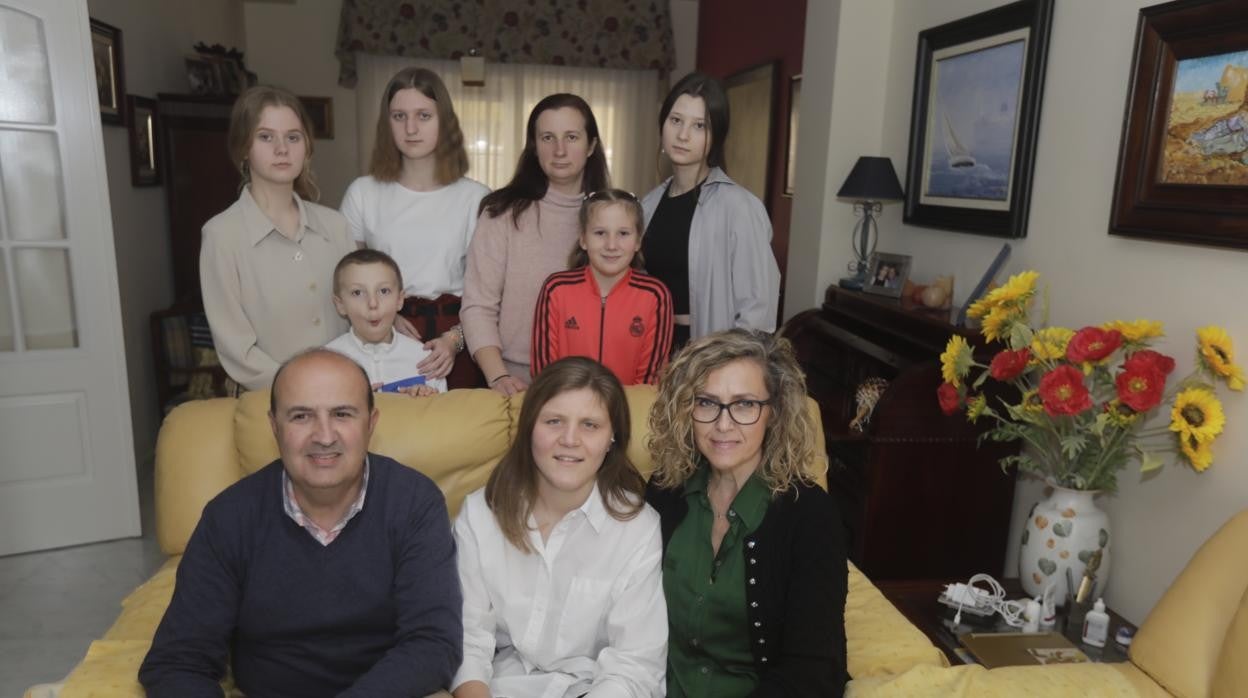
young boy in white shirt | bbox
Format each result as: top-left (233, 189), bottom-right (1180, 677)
top-left (325, 249), bottom-right (448, 395)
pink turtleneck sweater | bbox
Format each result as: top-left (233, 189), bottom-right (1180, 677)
top-left (461, 188), bottom-right (583, 378)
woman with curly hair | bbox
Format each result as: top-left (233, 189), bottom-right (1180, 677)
top-left (644, 328), bottom-right (848, 697)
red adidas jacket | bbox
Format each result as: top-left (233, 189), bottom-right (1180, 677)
top-left (532, 266), bottom-right (674, 385)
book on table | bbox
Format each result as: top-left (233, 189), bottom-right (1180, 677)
top-left (959, 631), bottom-right (1090, 668)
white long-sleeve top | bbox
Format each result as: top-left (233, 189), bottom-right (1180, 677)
top-left (451, 486), bottom-right (668, 698)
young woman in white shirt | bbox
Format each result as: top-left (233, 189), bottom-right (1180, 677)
top-left (451, 356), bottom-right (667, 698)
top-left (340, 67), bottom-right (489, 388)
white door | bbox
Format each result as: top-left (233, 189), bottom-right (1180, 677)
top-left (0, 0), bottom-right (139, 555)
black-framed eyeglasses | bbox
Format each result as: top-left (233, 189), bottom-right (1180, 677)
top-left (691, 397), bottom-right (771, 425)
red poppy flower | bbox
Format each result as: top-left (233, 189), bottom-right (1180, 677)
top-left (1115, 365), bottom-right (1165, 412)
top-left (1124, 349), bottom-right (1176, 377)
top-left (937, 382), bottom-right (961, 416)
top-left (989, 348), bottom-right (1032, 381)
top-left (1066, 327), bottom-right (1123, 363)
top-left (1038, 365), bottom-right (1093, 416)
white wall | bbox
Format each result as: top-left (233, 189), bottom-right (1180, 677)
top-left (670, 0), bottom-right (699, 85)
top-left (791, 0), bottom-right (1248, 624)
top-left (87, 0), bottom-right (244, 467)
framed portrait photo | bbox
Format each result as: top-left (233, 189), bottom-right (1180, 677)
top-left (902, 0), bottom-right (1054, 238)
top-left (863, 252), bottom-right (913, 298)
top-left (127, 95), bottom-right (160, 187)
top-left (299, 96), bottom-right (334, 140)
top-left (90, 19), bottom-right (125, 126)
top-left (723, 62), bottom-right (778, 204)
top-left (1109, 0), bottom-right (1248, 250)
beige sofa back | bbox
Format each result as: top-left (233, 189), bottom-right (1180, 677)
top-left (155, 385), bottom-right (818, 556)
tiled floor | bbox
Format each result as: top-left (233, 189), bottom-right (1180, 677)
top-left (0, 467), bottom-right (163, 697)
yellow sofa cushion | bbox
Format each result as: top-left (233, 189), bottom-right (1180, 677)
top-left (1211, 584), bottom-right (1248, 697)
top-left (1130, 509), bottom-right (1248, 697)
top-left (846, 662), bottom-right (1142, 697)
top-left (845, 564), bottom-right (948, 678)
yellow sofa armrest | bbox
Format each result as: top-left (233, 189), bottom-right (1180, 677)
top-left (155, 399), bottom-right (243, 555)
top-left (845, 562), bottom-right (949, 678)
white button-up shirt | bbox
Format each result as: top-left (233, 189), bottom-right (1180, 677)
top-left (452, 486), bottom-right (668, 698)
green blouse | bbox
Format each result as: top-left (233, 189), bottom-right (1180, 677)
top-left (662, 466), bottom-right (771, 698)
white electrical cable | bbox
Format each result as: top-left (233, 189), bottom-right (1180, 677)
top-left (952, 574), bottom-right (1027, 627)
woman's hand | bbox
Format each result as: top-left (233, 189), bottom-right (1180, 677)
top-left (418, 333), bottom-right (457, 379)
top-left (394, 313), bottom-right (421, 340)
top-left (490, 375), bottom-right (526, 396)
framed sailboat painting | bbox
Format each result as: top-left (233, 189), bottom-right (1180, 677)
top-left (902, 0), bottom-right (1054, 238)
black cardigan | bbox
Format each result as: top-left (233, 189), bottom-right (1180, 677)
top-left (645, 478), bottom-right (849, 698)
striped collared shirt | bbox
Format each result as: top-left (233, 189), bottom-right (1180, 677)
top-left (281, 457), bottom-right (370, 546)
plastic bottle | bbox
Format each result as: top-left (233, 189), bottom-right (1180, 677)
top-left (1082, 598), bottom-right (1110, 648)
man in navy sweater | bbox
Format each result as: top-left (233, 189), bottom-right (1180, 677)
top-left (140, 348), bottom-right (462, 697)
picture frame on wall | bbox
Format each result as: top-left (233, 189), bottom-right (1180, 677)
top-left (185, 55), bottom-right (223, 96)
top-left (722, 62), bottom-right (777, 205)
top-left (902, 0), bottom-right (1054, 239)
top-left (784, 75), bottom-right (801, 197)
top-left (299, 96), bottom-right (335, 140)
top-left (1109, 0), bottom-right (1248, 250)
top-left (127, 95), bottom-right (160, 187)
top-left (862, 252), bottom-right (913, 299)
top-left (90, 19), bottom-right (125, 126)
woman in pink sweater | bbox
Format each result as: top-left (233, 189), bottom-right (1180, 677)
top-left (461, 94), bottom-right (610, 395)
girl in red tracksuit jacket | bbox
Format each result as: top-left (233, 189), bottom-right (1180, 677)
top-left (532, 189), bottom-right (674, 385)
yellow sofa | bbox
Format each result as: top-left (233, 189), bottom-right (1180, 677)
top-left (39, 385), bottom-right (1248, 697)
top-left (44, 386), bottom-right (946, 697)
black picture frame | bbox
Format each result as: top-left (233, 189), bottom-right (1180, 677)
top-left (902, 0), bottom-right (1054, 238)
top-left (90, 19), bottom-right (126, 126)
top-left (127, 95), bottom-right (160, 187)
top-left (1109, 0), bottom-right (1248, 250)
top-left (722, 62), bottom-right (778, 205)
top-left (784, 75), bottom-right (801, 197)
top-left (299, 96), bottom-right (335, 140)
top-left (862, 252), bottom-right (913, 298)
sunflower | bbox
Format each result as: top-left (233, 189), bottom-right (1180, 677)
top-left (1020, 389), bottom-right (1045, 415)
top-left (1030, 327), bottom-right (1075, 362)
top-left (1104, 399), bottom-right (1141, 429)
top-left (940, 335), bottom-right (973, 387)
top-left (981, 306), bottom-right (1020, 343)
top-left (1179, 432), bottom-right (1214, 473)
top-left (967, 270), bottom-right (1040, 320)
top-left (1197, 326), bottom-right (1245, 391)
top-left (1169, 388), bottom-right (1225, 444)
top-left (1103, 319), bottom-right (1164, 343)
top-left (966, 394), bottom-right (987, 423)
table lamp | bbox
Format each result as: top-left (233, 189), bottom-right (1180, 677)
top-left (836, 156), bottom-right (904, 290)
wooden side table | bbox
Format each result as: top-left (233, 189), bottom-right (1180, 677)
top-left (876, 578), bottom-right (1136, 665)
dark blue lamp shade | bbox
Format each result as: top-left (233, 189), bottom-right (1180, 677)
top-left (837, 156), bottom-right (904, 201)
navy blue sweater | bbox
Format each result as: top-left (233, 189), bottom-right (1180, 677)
top-left (139, 455), bottom-right (463, 698)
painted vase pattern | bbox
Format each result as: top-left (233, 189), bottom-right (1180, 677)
top-left (1018, 487), bottom-right (1110, 605)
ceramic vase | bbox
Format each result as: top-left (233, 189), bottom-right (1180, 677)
top-left (1018, 486), bottom-right (1110, 605)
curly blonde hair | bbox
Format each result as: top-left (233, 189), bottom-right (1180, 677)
top-left (647, 328), bottom-right (825, 495)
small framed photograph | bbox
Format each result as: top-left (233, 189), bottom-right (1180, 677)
top-left (299, 96), bottom-right (334, 140)
top-left (90, 19), bottom-right (125, 126)
top-left (863, 252), bottom-right (913, 298)
top-left (127, 95), bottom-right (160, 187)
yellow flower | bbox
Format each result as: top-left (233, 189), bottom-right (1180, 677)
top-left (1020, 389), bottom-right (1045, 414)
top-left (1169, 388), bottom-right (1225, 444)
top-left (940, 335), bottom-right (973, 387)
top-left (966, 394), bottom-right (987, 423)
top-left (1104, 399), bottom-right (1140, 428)
top-left (1030, 327), bottom-right (1075, 361)
top-left (981, 306), bottom-right (1019, 343)
top-left (967, 270), bottom-right (1040, 320)
top-left (1179, 433), bottom-right (1214, 473)
top-left (1103, 319), bottom-right (1164, 343)
top-left (1197, 326), bottom-right (1245, 391)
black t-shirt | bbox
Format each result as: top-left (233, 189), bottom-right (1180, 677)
top-left (642, 183), bottom-right (699, 315)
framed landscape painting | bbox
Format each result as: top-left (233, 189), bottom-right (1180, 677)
top-left (1110, 0), bottom-right (1248, 250)
top-left (902, 0), bottom-right (1054, 239)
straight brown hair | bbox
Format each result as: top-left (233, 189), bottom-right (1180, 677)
top-left (369, 67), bottom-right (468, 185)
top-left (485, 356), bottom-right (645, 553)
top-left (227, 85), bottom-right (320, 201)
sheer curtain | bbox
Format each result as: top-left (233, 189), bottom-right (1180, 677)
top-left (355, 54), bottom-right (661, 195)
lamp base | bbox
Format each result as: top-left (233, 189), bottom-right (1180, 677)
top-left (838, 273), bottom-right (867, 290)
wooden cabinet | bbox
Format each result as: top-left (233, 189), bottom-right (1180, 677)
top-left (157, 94), bottom-right (239, 302)
top-left (781, 286), bottom-right (1018, 580)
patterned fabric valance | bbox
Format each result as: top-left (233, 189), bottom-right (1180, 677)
top-left (336, 0), bottom-right (676, 87)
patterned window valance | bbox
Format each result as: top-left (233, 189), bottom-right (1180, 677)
top-left (336, 0), bottom-right (677, 87)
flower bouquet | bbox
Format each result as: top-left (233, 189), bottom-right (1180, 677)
top-left (938, 270), bottom-right (1242, 492)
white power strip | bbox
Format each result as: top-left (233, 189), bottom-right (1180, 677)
top-left (938, 583), bottom-right (996, 617)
